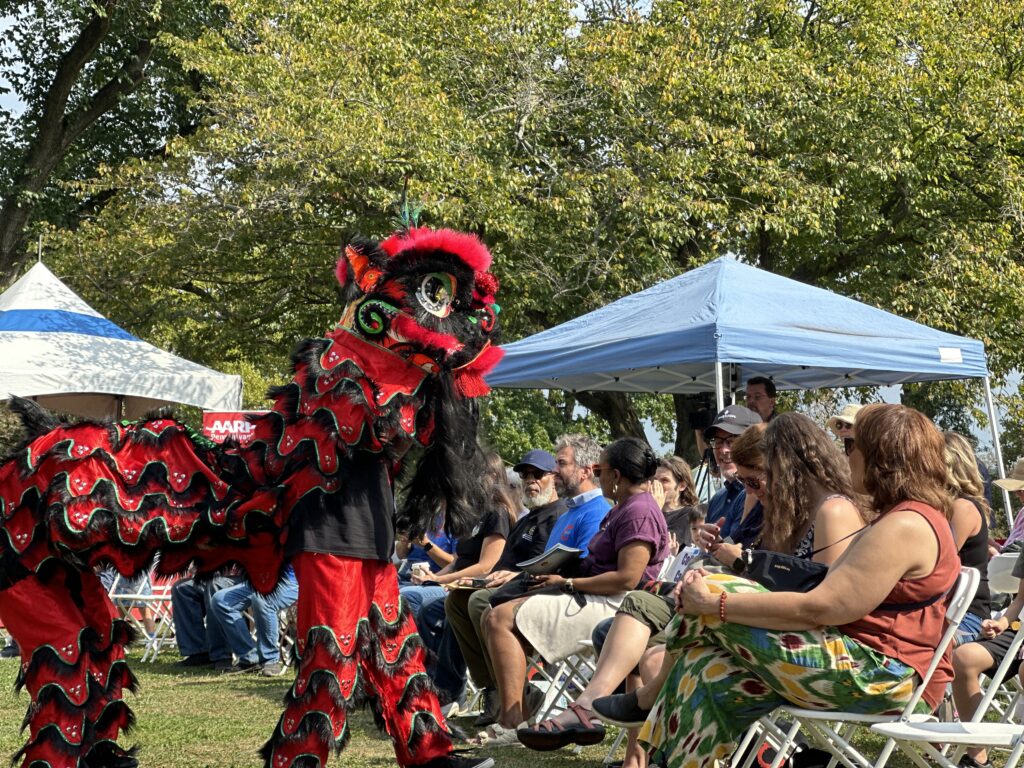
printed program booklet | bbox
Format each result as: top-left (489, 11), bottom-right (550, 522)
top-left (516, 544), bottom-right (583, 575)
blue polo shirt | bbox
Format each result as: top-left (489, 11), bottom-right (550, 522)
top-left (710, 480), bottom-right (747, 541)
top-left (546, 488), bottom-right (611, 557)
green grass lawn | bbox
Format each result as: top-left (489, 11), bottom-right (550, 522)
top-left (0, 651), bottom-right (960, 767)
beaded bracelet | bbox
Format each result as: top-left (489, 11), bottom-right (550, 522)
top-left (718, 591), bottom-right (727, 622)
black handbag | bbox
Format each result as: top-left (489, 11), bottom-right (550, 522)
top-left (744, 551), bottom-right (829, 593)
top-left (742, 527), bottom-right (865, 593)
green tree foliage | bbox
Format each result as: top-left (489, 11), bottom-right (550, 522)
top-left (21, 0), bottom-right (1024, 458)
top-left (0, 0), bottom-right (222, 278)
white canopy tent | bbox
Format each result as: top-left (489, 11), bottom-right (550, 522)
top-left (0, 262), bottom-right (242, 419)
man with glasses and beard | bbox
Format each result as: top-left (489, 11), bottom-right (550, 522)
top-left (695, 405), bottom-right (763, 549)
top-left (548, 435), bottom-right (611, 556)
top-left (429, 450), bottom-right (566, 721)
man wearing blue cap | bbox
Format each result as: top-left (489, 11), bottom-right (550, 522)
top-left (425, 448), bottom-right (568, 723)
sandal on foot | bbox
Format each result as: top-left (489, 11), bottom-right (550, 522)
top-left (517, 703), bottom-right (607, 751)
top-left (591, 691), bottom-right (651, 728)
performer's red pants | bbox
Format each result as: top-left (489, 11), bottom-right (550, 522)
top-left (0, 565), bottom-right (135, 768)
top-left (262, 553), bottom-right (452, 767)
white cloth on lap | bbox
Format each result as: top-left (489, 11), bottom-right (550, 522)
top-left (514, 591), bottom-right (626, 664)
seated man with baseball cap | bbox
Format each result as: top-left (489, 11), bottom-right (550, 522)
top-left (700, 405), bottom-right (763, 546)
top-left (421, 449), bottom-right (567, 717)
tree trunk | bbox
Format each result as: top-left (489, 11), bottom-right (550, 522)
top-left (0, 2), bottom-right (154, 279)
top-left (672, 393), bottom-right (708, 464)
top-left (575, 391), bottom-right (645, 439)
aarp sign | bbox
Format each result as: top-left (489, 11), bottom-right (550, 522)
top-left (202, 411), bottom-right (269, 446)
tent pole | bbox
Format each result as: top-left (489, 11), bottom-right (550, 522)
top-left (714, 362), bottom-right (725, 413)
top-left (983, 375), bottom-right (1014, 529)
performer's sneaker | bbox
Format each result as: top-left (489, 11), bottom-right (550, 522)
top-left (412, 750), bottom-right (495, 768)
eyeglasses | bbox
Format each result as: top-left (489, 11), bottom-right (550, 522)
top-left (843, 438), bottom-right (856, 457)
top-left (592, 465), bottom-right (613, 478)
top-left (517, 469), bottom-right (552, 481)
top-left (738, 473), bottom-right (766, 491)
top-left (708, 436), bottom-right (737, 450)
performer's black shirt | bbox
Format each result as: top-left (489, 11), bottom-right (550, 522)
top-left (285, 453), bottom-right (396, 562)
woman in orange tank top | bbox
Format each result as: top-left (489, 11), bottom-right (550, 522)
top-left (588, 404), bottom-right (961, 768)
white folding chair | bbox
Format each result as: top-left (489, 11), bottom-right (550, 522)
top-left (968, 620), bottom-right (1024, 724)
top-left (988, 553), bottom-right (1020, 595)
top-left (870, 721), bottom-right (1024, 768)
top-left (107, 570), bottom-right (178, 662)
top-left (756, 566), bottom-right (980, 768)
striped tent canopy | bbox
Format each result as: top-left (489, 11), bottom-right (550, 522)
top-left (0, 262), bottom-right (241, 419)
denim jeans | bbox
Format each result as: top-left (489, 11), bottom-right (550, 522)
top-left (400, 584), bottom-right (448, 617)
top-left (209, 573), bottom-right (299, 664)
top-left (170, 575), bottom-right (240, 662)
top-left (418, 595), bottom-right (466, 704)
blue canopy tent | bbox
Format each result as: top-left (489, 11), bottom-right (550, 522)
top-left (488, 257), bottom-right (1011, 519)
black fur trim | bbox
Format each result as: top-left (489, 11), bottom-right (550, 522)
top-left (259, 709), bottom-right (347, 767)
top-left (301, 626), bottom-right (347, 663)
top-left (91, 700), bottom-right (136, 737)
top-left (281, 669), bottom-right (351, 712)
top-left (397, 376), bottom-right (489, 539)
top-left (12, 722), bottom-right (82, 765)
top-left (355, 606), bottom-right (422, 675)
top-left (82, 741), bottom-right (139, 768)
top-left (406, 709), bottom-right (451, 752)
top-left (8, 396), bottom-right (59, 441)
top-left (395, 671), bottom-right (438, 714)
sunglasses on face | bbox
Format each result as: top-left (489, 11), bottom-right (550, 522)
top-left (843, 438), bottom-right (856, 456)
top-left (708, 436), bottom-right (737, 450)
top-left (518, 469), bottom-right (551, 481)
top-left (738, 473), bottom-right (766, 491)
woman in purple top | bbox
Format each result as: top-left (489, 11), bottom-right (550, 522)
top-left (473, 438), bottom-right (669, 746)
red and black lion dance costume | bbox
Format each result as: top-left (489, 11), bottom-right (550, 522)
top-left (0, 227), bottom-right (503, 768)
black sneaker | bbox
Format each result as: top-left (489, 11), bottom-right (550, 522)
top-left (958, 755), bottom-right (993, 768)
top-left (411, 751), bottom-right (495, 768)
top-left (174, 652), bottom-right (211, 667)
top-left (591, 691), bottom-right (651, 728)
top-left (0, 642), bottom-right (20, 659)
top-left (221, 658), bottom-right (261, 675)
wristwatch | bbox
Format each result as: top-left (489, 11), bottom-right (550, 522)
top-left (732, 548), bottom-right (750, 574)
top-left (422, 540), bottom-right (434, 552)
top-left (564, 578), bottom-right (575, 593)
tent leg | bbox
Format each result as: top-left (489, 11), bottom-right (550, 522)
top-left (983, 375), bottom-right (1014, 529)
top-left (715, 363), bottom-right (725, 414)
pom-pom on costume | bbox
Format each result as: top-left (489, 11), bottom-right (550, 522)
top-left (0, 227), bottom-right (503, 768)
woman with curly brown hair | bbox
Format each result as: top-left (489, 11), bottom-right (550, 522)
top-left (704, 414), bottom-right (865, 571)
top-left (591, 404), bottom-right (959, 768)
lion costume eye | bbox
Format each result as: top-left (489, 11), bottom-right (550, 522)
top-left (416, 273), bottom-right (456, 318)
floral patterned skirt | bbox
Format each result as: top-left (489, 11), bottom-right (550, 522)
top-left (637, 574), bottom-right (924, 768)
